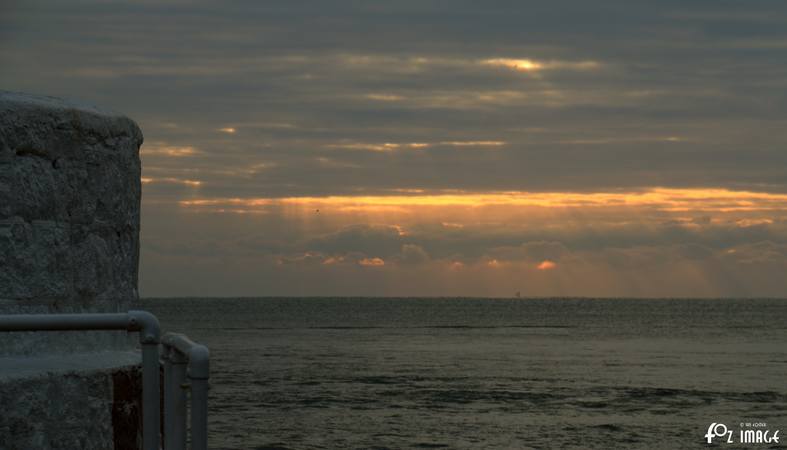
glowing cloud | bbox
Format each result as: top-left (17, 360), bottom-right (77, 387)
top-left (322, 256), bottom-right (344, 265)
top-left (141, 142), bottom-right (198, 157)
top-left (441, 222), bottom-right (465, 229)
top-left (359, 257), bottom-right (385, 267)
top-left (142, 177), bottom-right (202, 187)
top-left (537, 260), bottom-right (557, 270)
top-left (440, 141), bottom-right (506, 147)
top-left (449, 261), bottom-right (465, 270)
top-left (178, 188), bottom-right (787, 211)
top-left (365, 93), bottom-right (404, 101)
top-left (735, 218), bottom-right (774, 227)
top-left (327, 142), bottom-right (427, 152)
top-left (558, 136), bottom-right (687, 145)
top-left (482, 58), bottom-right (544, 71)
top-left (482, 58), bottom-right (601, 73)
top-left (327, 141), bottom-right (505, 152)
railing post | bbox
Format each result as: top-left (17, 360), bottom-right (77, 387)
top-left (164, 347), bottom-right (188, 450)
top-left (141, 341), bottom-right (160, 450)
top-left (161, 331), bottom-right (211, 450)
top-left (188, 344), bottom-right (210, 450)
top-left (130, 310), bottom-right (161, 450)
top-left (190, 376), bottom-right (209, 450)
top-left (0, 311), bottom-right (176, 450)
top-left (163, 348), bottom-right (174, 450)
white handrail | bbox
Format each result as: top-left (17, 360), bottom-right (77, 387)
top-left (0, 311), bottom-right (162, 450)
top-left (0, 311), bottom-right (211, 449)
top-left (162, 332), bottom-right (211, 450)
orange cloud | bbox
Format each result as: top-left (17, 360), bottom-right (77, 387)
top-left (143, 177), bottom-right (202, 186)
top-left (482, 58), bottom-right (543, 71)
top-left (359, 257), bottom-right (385, 267)
top-left (141, 142), bottom-right (198, 157)
top-left (537, 260), bottom-right (557, 270)
top-left (481, 58), bottom-right (601, 72)
top-left (322, 256), bottom-right (345, 265)
top-left (326, 141), bottom-right (505, 152)
top-left (365, 93), bottom-right (404, 101)
top-left (178, 187), bottom-right (787, 211)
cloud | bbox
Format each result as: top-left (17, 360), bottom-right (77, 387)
top-left (305, 225), bottom-right (405, 256)
top-left (136, 182), bottom-right (787, 296)
top-left (141, 177), bottom-right (202, 187)
top-left (359, 257), bottom-right (385, 267)
top-left (365, 93), bottom-right (404, 102)
top-left (325, 141), bottom-right (505, 152)
top-left (481, 58), bottom-right (601, 73)
top-left (489, 241), bottom-right (570, 262)
top-left (722, 241), bottom-right (787, 265)
top-left (140, 142), bottom-right (199, 157)
top-left (175, 188), bottom-right (787, 212)
top-left (5, 0), bottom-right (787, 296)
top-left (397, 244), bottom-right (430, 264)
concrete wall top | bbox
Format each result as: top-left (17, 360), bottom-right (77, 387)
top-left (0, 91), bottom-right (143, 355)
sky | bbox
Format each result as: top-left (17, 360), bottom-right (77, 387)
top-left (2, 0), bottom-right (787, 297)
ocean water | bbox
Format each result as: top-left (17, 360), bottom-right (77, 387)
top-left (138, 298), bottom-right (787, 449)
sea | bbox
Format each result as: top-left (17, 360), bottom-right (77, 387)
top-left (137, 298), bottom-right (787, 449)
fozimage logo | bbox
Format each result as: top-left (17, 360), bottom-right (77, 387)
top-left (705, 422), bottom-right (780, 445)
top-left (706, 423), bottom-right (733, 444)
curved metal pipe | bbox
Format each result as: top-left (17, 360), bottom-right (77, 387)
top-left (128, 309), bottom-right (161, 343)
top-left (162, 332), bottom-right (211, 450)
top-left (0, 311), bottom-right (162, 450)
top-left (0, 312), bottom-right (209, 450)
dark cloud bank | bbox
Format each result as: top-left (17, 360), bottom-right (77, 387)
top-left (3, 1), bottom-right (787, 296)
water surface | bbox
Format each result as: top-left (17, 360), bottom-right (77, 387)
top-left (138, 298), bottom-right (787, 449)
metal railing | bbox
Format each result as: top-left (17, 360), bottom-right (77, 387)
top-left (0, 310), bottom-right (210, 450)
top-left (162, 332), bottom-right (210, 450)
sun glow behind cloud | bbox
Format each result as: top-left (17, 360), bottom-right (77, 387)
top-left (4, 0), bottom-right (787, 300)
top-left (359, 257), bottom-right (385, 267)
top-left (326, 141), bottom-right (506, 152)
top-left (481, 58), bottom-right (601, 72)
top-left (163, 186), bottom-right (787, 297)
top-left (178, 188), bottom-right (787, 213)
top-left (364, 93), bottom-right (405, 101)
top-left (482, 58), bottom-right (544, 71)
top-left (142, 177), bottom-right (202, 187)
top-left (140, 142), bottom-right (199, 157)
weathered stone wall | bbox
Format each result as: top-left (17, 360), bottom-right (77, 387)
top-left (0, 92), bottom-right (145, 449)
top-left (0, 354), bottom-right (142, 450)
top-left (0, 91), bottom-right (142, 354)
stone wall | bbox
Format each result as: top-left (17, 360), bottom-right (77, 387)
top-left (0, 91), bottom-right (145, 449)
top-left (0, 91), bottom-right (142, 354)
top-left (0, 354), bottom-right (142, 450)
